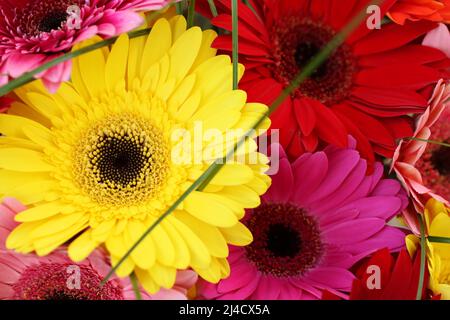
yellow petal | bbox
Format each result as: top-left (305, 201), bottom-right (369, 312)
top-left (209, 163), bottom-right (254, 186)
top-left (168, 26), bottom-right (202, 83)
top-left (7, 101), bottom-right (52, 127)
top-left (192, 90), bottom-right (246, 122)
top-left (170, 217), bottom-right (211, 268)
top-left (34, 219), bottom-right (88, 256)
top-left (175, 211), bottom-right (228, 258)
top-left (68, 229), bottom-right (99, 262)
top-left (0, 148), bottom-right (53, 172)
top-left (0, 114), bottom-right (49, 139)
top-left (91, 219), bottom-right (116, 242)
top-left (193, 257), bottom-right (222, 284)
top-left (148, 222), bottom-right (175, 266)
top-left (8, 180), bottom-right (58, 205)
top-left (148, 263), bottom-right (176, 288)
top-left (15, 202), bottom-right (66, 222)
top-left (140, 18), bottom-right (172, 77)
top-left (168, 73), bottom-right (196, 115)
top-left (125, 220), bottom-right (156, 270)
top-left (30, 212), bottom-right (87, 238)
top-left (219, 185), bottom-right (261, 208)
top-left (105, 34), bottom-right (130, 91)
top-left (76, 37), bottom-right (107, 97)
top-left (184, 191), bottom-right (238, 227)
top-left (135, 268), bottom-right (160, 294)
top-left (191, 29), bottom-right (218, 70)
top-left (111, 254), bottom-right (135, 277)
top-left (169, 15), bottom-right (187, 43)
top-left (0, 170), bottom-right (49, 194)
top-left (161, 219), bottom-right (190, 269)
top-left (26, 92), bottom-right (62, 118)
top-left (6, 221), bottom-right (42, 250)
top-left (220, 222), bottom-right (253, 246)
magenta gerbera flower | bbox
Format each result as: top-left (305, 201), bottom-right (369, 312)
top-left (197, 139), bottom-right (407, 300)
top-left (0, 0), bottom-right (173, 91)
top-left (0, 198), bottom-right (197, 300)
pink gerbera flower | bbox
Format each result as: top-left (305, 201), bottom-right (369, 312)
top-left (197, 140), bottom-right (407, 300)
top-left (391, 24), bottom-right (450, 233)
top-left (0, 0), bottom-right (173, 91)
top-left (0, 198), bottom-right (197, 300)
top-left (392, 80), bottom-right (449, 232)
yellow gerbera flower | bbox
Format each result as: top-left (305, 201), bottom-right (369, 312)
top-left (406, 199), bottom-right (450, 299)
top-left (0, 16), bottom-right (271, 293)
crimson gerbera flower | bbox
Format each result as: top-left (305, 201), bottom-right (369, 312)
top-left (203, 0), bottom-right (450, 168)
top-left (323, 248), bottom-right (430, 300)
top-left (0, 0), bottom-right (173, 91)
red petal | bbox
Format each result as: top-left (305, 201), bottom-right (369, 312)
top-left (333, 104), bottom-right (394, 147)
top-left (293, 98), bottom-right (316, 136)
top-left (355, 64), bottom-right (441, 89)
top-left (351, 86), bottom-right (428, 107)
top-left (310, 98), bottom-right (348, 148)
top-left (353, 20), bottom-right (437, 56)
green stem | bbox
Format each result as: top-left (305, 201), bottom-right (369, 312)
top-left (175, 1), bottom-right (183, 14)
top-left (404, 137), bottom-right (450, 148)
top-left (232, 0), bottom-right (239, 90)
top-left (187, 0), bottom-right (196, 28)
top-left (130, 273), bottom-right (142, 300)
top-left (416, 214), bottom-right (427, 300)
top-left (207, 0), bottom-right (218, 17)
top-left (428, 236), bottom-right (450, 244)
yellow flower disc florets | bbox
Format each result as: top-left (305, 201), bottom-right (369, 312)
top-left (74, 113), bottom-right (170, 207)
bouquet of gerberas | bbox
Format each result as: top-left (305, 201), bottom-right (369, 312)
top-left (0, 0), bottom-right (448, 302)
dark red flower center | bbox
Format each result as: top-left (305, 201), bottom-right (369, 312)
top-left (12, 262), bottom-right (124, 300)
top-left (245, 202), bottom-right (324, 277)
top-left (270, 17), bottom-right (356, 105)
top-left (16, 0), bottom-right (84, 36)
top-left (431, 143), bottom-right (450, 176)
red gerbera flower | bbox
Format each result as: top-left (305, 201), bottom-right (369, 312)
top-left (202, 0), bottom-right (450, 168)
top-left (323, 248), bottom-right (430, 300)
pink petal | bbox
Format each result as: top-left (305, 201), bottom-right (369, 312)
top-left (100, 11), bottom-right (143, 34)
top-left (262, 158), bottom-right (294, 202)
top-left (303, 149), bottom-right (361, 204)
top-left (251, 276), bottom-right (282, 300)
top-left (323, 218), bottom-right (386, 245)
top-left (423, 23), bottom-right (450, 58)
top-left (341, 196), bottom-right (403, 220)
top-left (291, 152), bottom-right (329, 204)
top-left (218, 261), bottom-right (256, 293)
top-left (5, 53), bottom-right (46, 77)
top-left (306, 267), bottom-right (355, 291)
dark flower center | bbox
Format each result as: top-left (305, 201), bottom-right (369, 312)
top-left (266, 223), bottom-right (302, 258)
top-left (294, 43), bottom-right (327, 80)
top-left (96, 135), bottom-right (150, 187)
top-left (245, 203), bottom-right (324, 277)
top-left (270, 17), bottom-right (356, 105)
top-left (15, 0), bottom-right (84, 36)
top-left (38, 10), bottom-right (69, 33)
top-left (13, 262), bottom-right (123, 300)
top-left (431, 143), bottom-right (450, 176)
